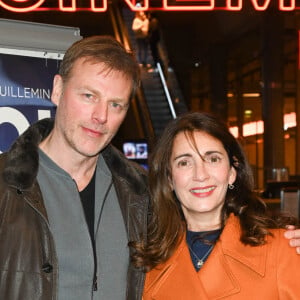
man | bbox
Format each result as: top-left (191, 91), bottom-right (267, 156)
top-left (0, 35), bottom-right (299, 300)
top-left (148, 12), bottom-right (161, 69)
top-left (0, 36), bottom-right (149, 299)
top-left (285, 226), bottom-right (300, 253)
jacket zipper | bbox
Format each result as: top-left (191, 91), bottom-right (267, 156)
top-left (92, 246), bottom-right (98, 291)
top-left (93, 275), bottom-right (98, 291)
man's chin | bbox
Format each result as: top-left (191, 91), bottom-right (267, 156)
top-left (79, 144), bottom-right (109, 158)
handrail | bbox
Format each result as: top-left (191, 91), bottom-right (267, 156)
top-left (156, 62), bottom-right (177, 119)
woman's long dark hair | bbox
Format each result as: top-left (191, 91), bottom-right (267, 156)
top-left (130, 112), bottom-right (298, 271)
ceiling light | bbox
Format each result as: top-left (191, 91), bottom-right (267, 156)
top-left (242, 93), bottom-right (260, 97)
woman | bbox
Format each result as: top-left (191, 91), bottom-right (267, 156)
top-left (131, 112), bottom-right (300, 299)
top-left (132, 11), bottom-right (149, 67)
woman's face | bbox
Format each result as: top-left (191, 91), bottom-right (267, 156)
top-left (169, 131), bottom-right (237, 230)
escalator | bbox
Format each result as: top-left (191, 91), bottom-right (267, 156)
top-left (110, 4), bottom-right (187, 141)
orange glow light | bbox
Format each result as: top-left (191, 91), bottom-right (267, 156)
top-left (229, 112), bottom-right (297, 138)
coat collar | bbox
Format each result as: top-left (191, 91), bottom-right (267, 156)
top-left (3, 118), bottom-right (148, 194)
top-left (146, 214), bottom-right (268, 299)
top-left (199, 214), bottom-right (268, 299)
top-left (3, 118), bottom-right (54, 190)
top-left (217, 214), bottom-right (268, 277)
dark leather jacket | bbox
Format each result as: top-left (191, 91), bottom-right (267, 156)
top-left (0, 118), bottom-right (149, 300)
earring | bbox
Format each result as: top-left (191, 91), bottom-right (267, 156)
top-left (228, 184), bottom-right (234, 190)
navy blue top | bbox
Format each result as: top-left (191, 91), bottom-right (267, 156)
top-left (186, 228), bottom-right (222, 271)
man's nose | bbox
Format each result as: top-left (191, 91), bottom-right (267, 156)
top-left (92, 102), bottom-right (108, 123)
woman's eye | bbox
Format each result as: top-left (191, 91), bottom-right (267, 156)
top-left (177, 160), bottom-right (190, 167)
top-left (205, 155), bottom-right (221, 164)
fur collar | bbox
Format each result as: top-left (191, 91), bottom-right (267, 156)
top-left (3, 118), bottom-right (54, 190)
top-left (3, 118), bottom-right (148, 194)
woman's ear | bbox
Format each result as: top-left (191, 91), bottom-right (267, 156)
top-left (51, 74), bottom-right (63, 106)
top-left (229, 166), bottom-right (237, 185)
top-left (168, 175), bottom-right (174, 190)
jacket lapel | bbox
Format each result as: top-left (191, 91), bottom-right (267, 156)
top-left (144, 215), bottom-right (268, 300)
top-left (199, 242), bottom-right (241, 298)
top-left (199, 214), bottom-right (268, 299)
top-left (144, 237), bottom-right (210, 299)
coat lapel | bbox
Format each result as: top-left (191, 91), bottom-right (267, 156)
top-left (199, 242), bottom-right (241, 298)
top-left (144, 215), bottom-right (269, 300)
top-left (144, 237), bottom-right (210, 299)
top-left (199, 214), bottom-right (268, 299)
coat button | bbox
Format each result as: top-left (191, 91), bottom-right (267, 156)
top-left (42, 263), bottom-right (53, 273)
top-left (16, 189), bottom-right (23, 195)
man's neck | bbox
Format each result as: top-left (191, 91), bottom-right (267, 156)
top-left (39, 131), bottom-right (99, 192)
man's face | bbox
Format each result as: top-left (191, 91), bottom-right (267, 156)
top-left (51, 58), bottom-right (132, 158)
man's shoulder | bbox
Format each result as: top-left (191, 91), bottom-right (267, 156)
top-left (103, 144), bottom-right (146, 172)
top-left (0, 152), bottom-right (7, 161)
top-left (102, 144), bottom-right (148, 186)
top-left (0, 152), bottom-right (8, 180)
top-left (1, 118), bottom-right (54, 189)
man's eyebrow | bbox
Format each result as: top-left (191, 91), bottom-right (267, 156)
top-left (77, 86), bottom-right (98, 94)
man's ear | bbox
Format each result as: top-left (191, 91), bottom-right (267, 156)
top-left (51, 74), bottom-right (63, 106)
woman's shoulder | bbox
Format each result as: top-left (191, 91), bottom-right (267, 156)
top-left (267, 227), bottom-right (291, 246)
top-left (265, 227), bottom-right (300, 264)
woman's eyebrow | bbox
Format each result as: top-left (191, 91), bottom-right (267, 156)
top-left (173, 153), bottom-right (192, 161)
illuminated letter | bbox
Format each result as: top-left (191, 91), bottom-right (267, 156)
top-left (279, 0), bottom-right (295, 11)
top-left (59, 0), bottom-right (108, 12)
top-left (90, 0), bottom-right (108, 12)
top-left (225, 0), bottom-right (242, 11)
top-left (162, 0), bottom-right (214, 11)
top-left (250, 0), bottom-right (271, 11)
top-left (0, 0), bottom-right (44, 12)
top-left (59, 0), bottom-right (76, 11)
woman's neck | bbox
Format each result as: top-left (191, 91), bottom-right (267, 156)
top-left (187, 223), bottom-right (221, 232)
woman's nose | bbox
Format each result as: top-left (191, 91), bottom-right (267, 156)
top-left (193, 161), bottom-right (210, 181)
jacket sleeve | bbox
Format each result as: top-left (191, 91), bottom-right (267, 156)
top-left (275, 229), bottom-right (300, 298)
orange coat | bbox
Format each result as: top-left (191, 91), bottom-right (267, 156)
top-left (143, 214), bottom-right (300, 299)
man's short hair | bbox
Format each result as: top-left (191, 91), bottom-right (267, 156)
top-left (59, 35), bottom-right (140, 98)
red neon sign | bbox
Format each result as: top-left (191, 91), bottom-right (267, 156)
top-left (0, 0), bottom-right (45, 12)
top-left (0, 0), bottom-right (299, 12)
